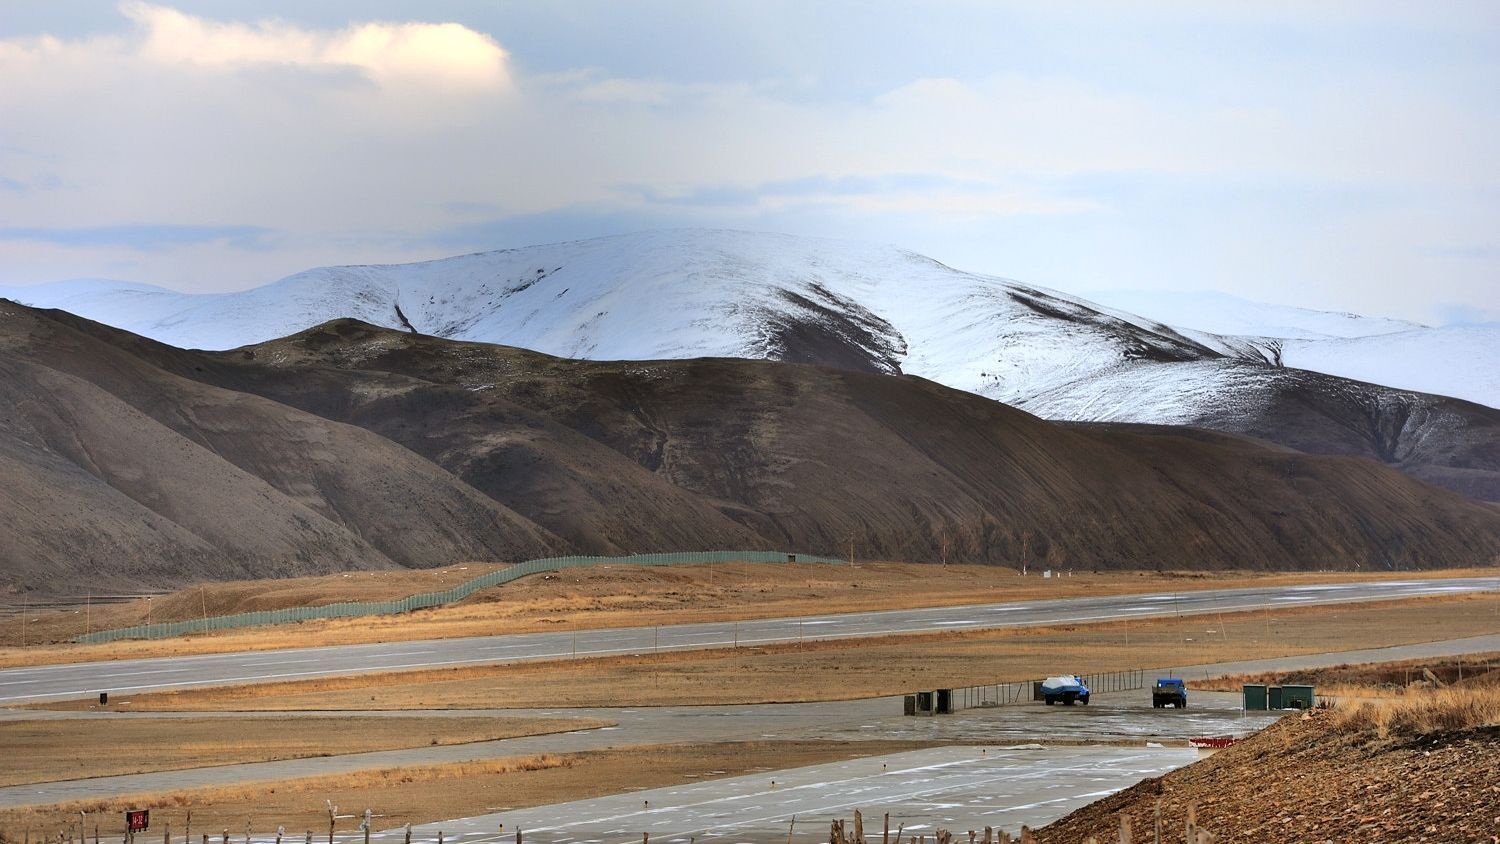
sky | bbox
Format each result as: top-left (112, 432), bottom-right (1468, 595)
top-left (1, 1), bottom-right (1497, 324)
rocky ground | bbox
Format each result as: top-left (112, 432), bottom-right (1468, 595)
top-left (1037, 706), bottom-right (1500, 842)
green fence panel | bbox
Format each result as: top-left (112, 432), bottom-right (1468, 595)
top-left (76, 550), bottom-right (841, 644)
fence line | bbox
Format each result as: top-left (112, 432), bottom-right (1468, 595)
top-left (75, 550), bottom-right (840, 645)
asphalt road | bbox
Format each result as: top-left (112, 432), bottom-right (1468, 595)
top-left (4, 635), bottom-right (1497, 810)
top-left (2, 577), bottom-right (1495, 705)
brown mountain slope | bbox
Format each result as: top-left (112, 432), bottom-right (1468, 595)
top-left (0, 301), bottom-right (561, 595)
top-left (4, 303), bottom-right (1499, 596)
top-left (214, 320), bottom-right (1500, 572)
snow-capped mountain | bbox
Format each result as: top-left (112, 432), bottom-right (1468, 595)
top-left (1082, 289), bottom-right (1500, 410)
top-left (3, 229), bottom-right (1493, 410)
top-left (1077, 289), bottom-right (1426, 341)
top-left (5, 230), bottom-right (1497, 502)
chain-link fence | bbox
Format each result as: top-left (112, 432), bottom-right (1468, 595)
top-left (76, 550), bottom-right (840, 644)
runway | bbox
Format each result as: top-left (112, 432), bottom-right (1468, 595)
top-left (371, 745), bottom-right (1200, 844)
top-left (1, 577), bottom-right (1494, 704)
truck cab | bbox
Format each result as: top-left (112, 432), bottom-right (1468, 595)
top-left (1152, 677), bottom-right (1187, 708)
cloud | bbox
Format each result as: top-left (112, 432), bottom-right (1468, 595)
top-left (0, 224), bottom-right (277, 251)
top-left (119, 2), bottom-right (510, 89)
top-left (0, 3), bottom-right (1495, 323)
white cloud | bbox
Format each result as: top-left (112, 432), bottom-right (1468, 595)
top-left (120, 2), bottom-right (510, 89)
top-left (0, 2), bottom-right (1495, 324)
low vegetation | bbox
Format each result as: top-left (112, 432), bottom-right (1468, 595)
top-left (1331, 686), bottom-right (1500, 738)
top-left (0, 716), bottom-right (609, 787)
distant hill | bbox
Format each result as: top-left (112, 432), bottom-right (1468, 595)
top-left (4, 230), bottom-right (1495, 504)
top-left (4, 300), bottom-right (1497, 596)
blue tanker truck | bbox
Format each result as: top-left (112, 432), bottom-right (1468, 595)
top-left (1040, 674), bottom-right (1090, 705)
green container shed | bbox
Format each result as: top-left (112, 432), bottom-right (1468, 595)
top-left (1242, 683), bottom-right (1268, 710)
top-left (1282, 684), bottom-right (1315, 709)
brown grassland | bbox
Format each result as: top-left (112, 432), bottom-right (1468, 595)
top-left (4, 563), bottom-right (1491, 669)
top-left (0, 740), bottom-right (939, 838)
top-left (0, 716), bottom-right (610, 788)
top-left (1196, 651), bottom-right (1500, 696)
top-left (39, 593), bottom-right (1500, 711)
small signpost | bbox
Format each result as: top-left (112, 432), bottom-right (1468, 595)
top-left (127, 811), bottom-right (150, 833)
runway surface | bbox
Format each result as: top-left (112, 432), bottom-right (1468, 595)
top-left (9, 634), bottom-right (1500, 809)
top-left (373, 745), bottom-right (1200, 844)
top-left (2, 577), bottom-right (1494, 705)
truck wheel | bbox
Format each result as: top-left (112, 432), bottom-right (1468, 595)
top-left (1044, 696), bottom-right (1055, 705)
top-left (1079, 696), bottom-right (1089, 705)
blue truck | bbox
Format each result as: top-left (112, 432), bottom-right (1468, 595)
top-left (1040, 675), bottom-right (1090, 705)
top-left (1152, 677), bottom-right (1187, 708)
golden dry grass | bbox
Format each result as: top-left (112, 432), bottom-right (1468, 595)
top-left (1332, 686), bottom-right (1500, 737)
top-left (1194, 651), bottom-right (1500, 694)
top-left (0, 740), bottom-right (939, 839)
top-left (4, 563), bottom-right (1487, 669)
top-left (42, 593), bottom-right (1500, 711)
top-left (0, 716), bottom-right (610, 787)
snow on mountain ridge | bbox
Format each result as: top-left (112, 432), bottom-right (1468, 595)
top-left (1, 229), bottom-right (1493, 411)
top-left (1078, 289), bottom-right (1427, 340)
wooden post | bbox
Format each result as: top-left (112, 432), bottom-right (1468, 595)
top-left (164, 822), bottom-right (171, 844)
top-left (1184, 806), bottom-right (1196, 844)
top-left (643, 835), bottom-right (649, 844)
top-left (1019, 827), bottom-right (1034, 844)
top-left (1153, 800), bottom-right (1161, 844)
top-left (854, 810), bottom-right (864, 844)
top-left (1119, 815), bottom-right (1132, 844)
top-left (883, 814), bottom-right (890, 844)
top-left (404, 827), bottom-right (411, 844)
top-left (996, 832), bottom-right (1008, 844)
top-left (244, 823), bottom-right (251, 844)
top-left (436, 833), bottom-right (442, 844)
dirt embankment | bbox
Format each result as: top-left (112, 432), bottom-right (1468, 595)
top-left (1037, 699), bottom-right (1500, 842)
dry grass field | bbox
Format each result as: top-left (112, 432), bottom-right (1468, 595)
top-left (1197, 652), bottom-right (1500, 696)
top-left (42, 593), bottom-right (1500, 711)
top-left (0, 740), bottom-right (939, 838)
top-left (0, 716), bottom-right (610, 787)
top-left (4, 563), bottom-right (1488, 668)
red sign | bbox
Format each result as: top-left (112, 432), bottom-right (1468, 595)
top-left (126, 810), bottom-right (150, 832)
